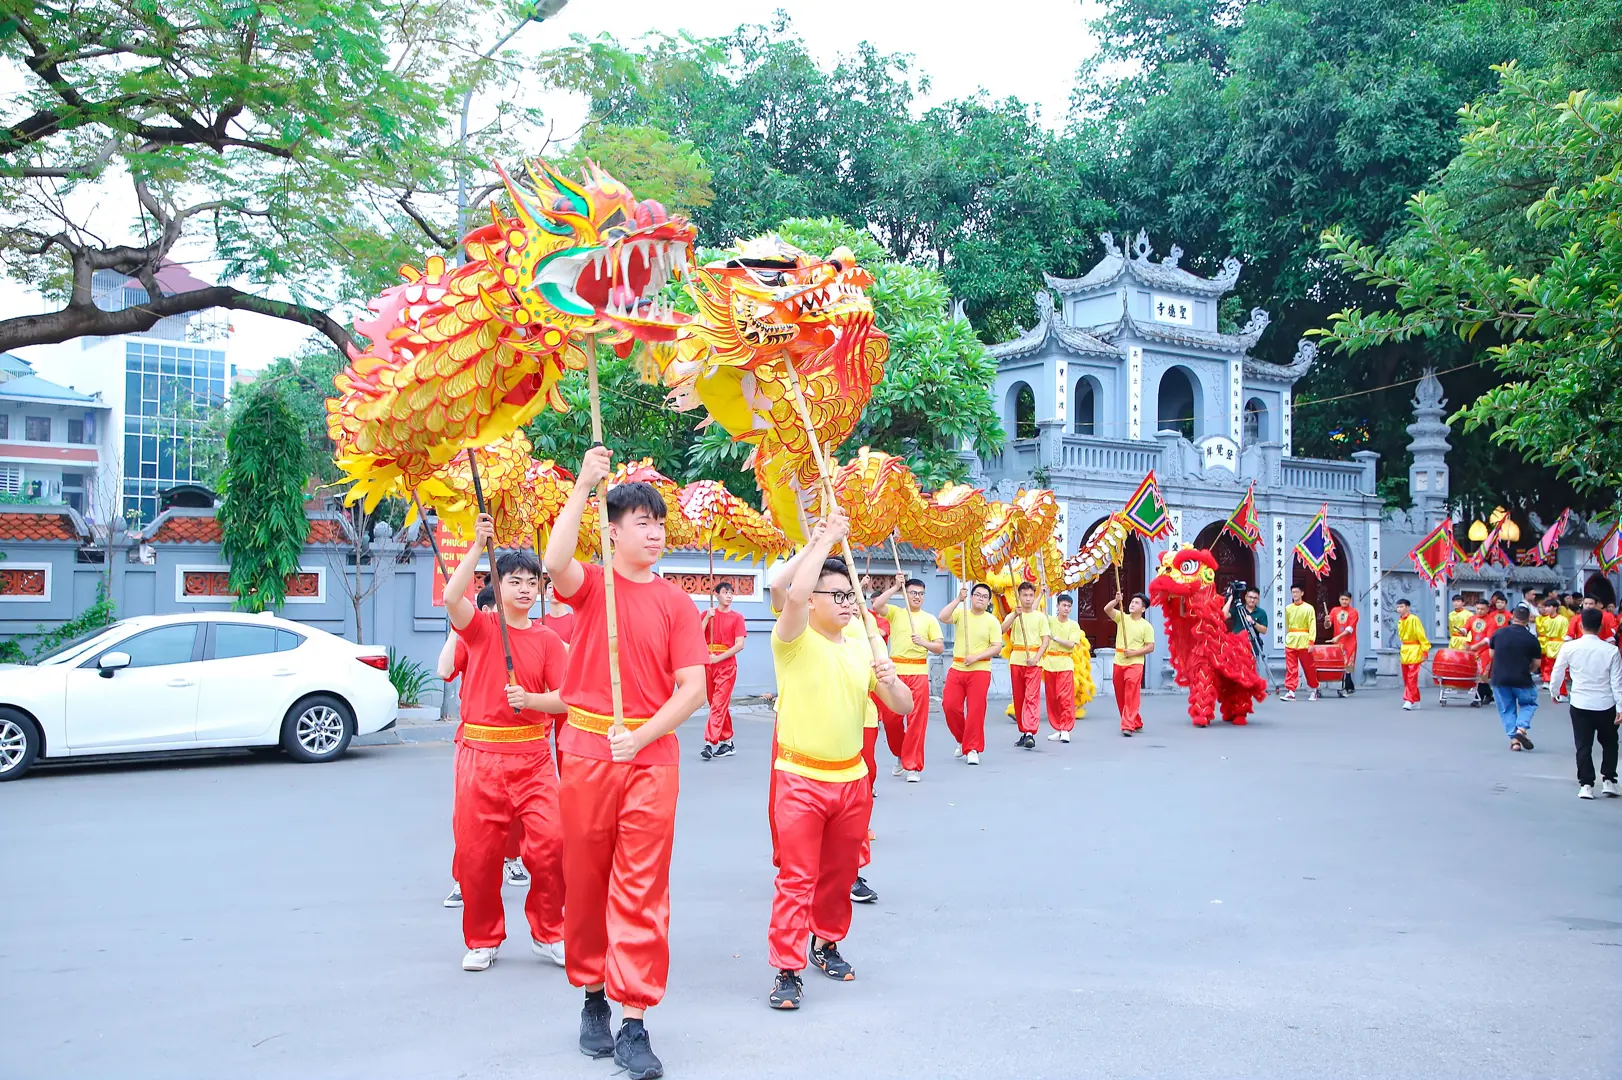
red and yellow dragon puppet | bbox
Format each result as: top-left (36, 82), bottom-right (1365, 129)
top-left (1148, 547), bottom-right (1268, 726)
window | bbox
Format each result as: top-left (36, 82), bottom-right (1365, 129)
top-left (1156, 367), bottom-right (1198, 441)
top-left (25, 416), bottom-right (50, 442)
top-left (122, 342), bottom-right (226, 524)
top-left (67, 417), bottom-right (89, 444)
top-left (1073, 378), bottom-right (1096, 436)
top-left (0, 414), bottom-right (8, 439)
top-left (101, 624), bottom-right (198, 668)
top-left (212, 623), bottom-right (281, 660)
top-left (277, 630), bottom-right (305, 652)
top-left (1243, 398), bottom-right (1268, 444)
top-left (1008, 381), bottom-right (1037, 440)
top-left (0, 465), bottom-right (20, 495)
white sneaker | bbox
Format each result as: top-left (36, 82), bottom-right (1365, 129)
top-left (1578, 784), bottom-right (1595, 800)
top-left (1059, 730), bottom-right (1071, 743)
top-left (1308, 689), bottom-right (1320, 701)
top-left (1401, 702), bottom-right (1414, 711)
top-left (892, 763), bottom-right (905, 777)
top-left (953, 746), bottom-right (964, 759)
top-left (531, 938), bottom-right (565, 967)
top-left (1046, 731), bottom-right (1063, 741)
top-left (444, 883), bottom-right (463, 908)
top-left (905, 771), bottom-right (920, 783)
top-left (462, 946), bottom-right (499, 971)
top-left (1282, 690), bottom-right (1296, 701)
top-left (966, 750), bottom-right (980, 765)
top-left (1603, 779), bottom-right (1619, 798)
top-left (504, 858), bottom-right (530, 886)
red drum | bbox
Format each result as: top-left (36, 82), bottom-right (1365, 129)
top-left (1431, 648), bottom-right (1477, 687)
top-left (1309, 644), bottom-right (1348, 681)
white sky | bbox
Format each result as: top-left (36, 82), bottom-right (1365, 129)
top-left (5, 0), bottom-right (1100, 373)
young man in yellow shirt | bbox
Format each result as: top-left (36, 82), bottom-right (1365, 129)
top-left (1042, 594), bottom-right (1084, 742)
top-left (1447, 595), bottom-right (1470, 650)
top-left (1395, 598), bottom-right (1431, 710)
top-left (1282, 585), bottom-right (1321, 701)
top-left (939, 582), bottom-right (1003, 765)
top-left (1104, 590), bottom-right (1154, 735)
top-left (767, 511), bottom-right (912, 1011)
top-left (1002, 580), bottom-right (1052, 750)
top-left (1536, 596), bottom-right (1567, 692)
top-left (873, 575), bottom-right (944, 781)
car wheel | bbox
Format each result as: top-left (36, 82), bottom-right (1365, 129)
top-left (280, 694), bottom-right (354, 763)
top-left (0, 708), bottom-right (41, 782)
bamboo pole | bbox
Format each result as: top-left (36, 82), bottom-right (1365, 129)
top-left (585, 335), bottom-right (627, 737)
top-left (464, 449), bottom-right (520, 712)
top-left (412, 491), bottom-right (450, 583)
top-left (888, 532), bottom-right (911, 640)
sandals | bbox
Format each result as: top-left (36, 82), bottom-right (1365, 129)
top-left (1515, 730), bottom-right (1534, 751)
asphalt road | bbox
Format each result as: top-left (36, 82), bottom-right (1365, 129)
top-left (5, 687), bottom-right (1620, 1080)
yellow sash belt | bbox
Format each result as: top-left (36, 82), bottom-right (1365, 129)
top-left (462, 722), bottom-right (549, 744)
top-left (776, 746), bottom-right (864, 772)
top-left (566, 706), bottom-right (650, 735)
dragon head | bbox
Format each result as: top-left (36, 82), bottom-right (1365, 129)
top-left (1149, 546), bottom-right (1219, 606)
top-left (499, 159), bottom-right (698, 343)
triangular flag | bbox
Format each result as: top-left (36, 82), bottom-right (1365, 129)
top-left (1293, 504), bottom-right (1336, 578)
top-left (1223, 484), bottom-right (1262, 549)
top-left (1469, 520), bottom-right (1504, 570)
top-left (1596, 521), bottom-right (1622, 573)
top-left (1534, 509), bottom-right (1571, 562)
top-left (1407, 521), bottom-right (1455, 586)
top-left (1122, 470), bottom-right (1173, 540)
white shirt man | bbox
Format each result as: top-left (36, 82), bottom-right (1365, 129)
top-left (1549, 610), bottom-right (1622, 799)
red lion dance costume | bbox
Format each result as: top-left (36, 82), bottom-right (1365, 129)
top-left (1148, 547), bottom-right (1268, 726)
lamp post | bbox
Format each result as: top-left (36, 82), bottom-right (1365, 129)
top-left (455, 0), bottom-right (569, 263)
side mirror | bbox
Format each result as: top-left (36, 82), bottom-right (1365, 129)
top-left (97, 652), bottom-right (131, 678)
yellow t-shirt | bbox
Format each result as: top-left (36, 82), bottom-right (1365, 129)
top-left (1285, 603), bottom-right (1318, 650)
top-left (950, 607), bottom-right (1003, 673)
top-left (772, 622), bottom-right (875, 783)
top-left (1535, 614), bottom-right (1567, 657)
top-left (1042, 618), bottom-right (1084, 672)
top-left (841, 616), bottom-right (881, 729)
top-left (1109, 609), bottom-right (1153, 667)
top-left (883, 605), bottom-right (942, 673)
top-left (1397, 613), bottom-right (1431, 665)
top-left (1006, 610), bottom-right (1050, 666)
top-left (1448, 609), bottom-right (1470, 649)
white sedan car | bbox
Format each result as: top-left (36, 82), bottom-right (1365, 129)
top-left (0, 611), bottom-right (399, 781)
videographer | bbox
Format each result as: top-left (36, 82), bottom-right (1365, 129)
top-left (1222, 584), bottom-right (1268, 652)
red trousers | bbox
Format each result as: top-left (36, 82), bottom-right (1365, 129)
top-left (1044, 669), bottom-right (1075, 732)
top-left (452, 743), bottom-right (564, 949)
top-left (767, 770), bottom-right (873, 971)
top-left (1473, 645), bottom-right (1493, 682)
top-left (1540, 655), bottom-right (1555, 683)
top-left (1113, 664), bottom-right (1144, 732)
top-left (558, 754), bottom-right (678, 1010)
top-left (1010, 664), bottom-right (1042, 734)
top-left (1284, 648), bottom-right (1319, 691)
top-left (1401, 663), bottom-right (1421, 704)
top-left (878, 673), bottom-right (931, 772)
top-left (942, 667), bottom-right (990, 753)
top-left (703, 659), bottom-right (737, 744)
top-left (450, 818), bottom-right (521, 881)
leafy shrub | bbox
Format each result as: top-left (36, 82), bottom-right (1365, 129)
top-left (388, 649), bottom-right (432, 707)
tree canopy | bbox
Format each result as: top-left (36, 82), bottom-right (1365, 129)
top-left (219, 382), bottom-right (309, 611)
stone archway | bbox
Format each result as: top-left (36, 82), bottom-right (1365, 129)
top-left (1193, 520), bottom-right (1257, 598)
top-left (1290, 528), bottom-right (1351, 643)
top-left (1074, 514), bottom-right (1147, 650)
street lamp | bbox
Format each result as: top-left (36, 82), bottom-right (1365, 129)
top-left (455, 0), bottom-right (569, 262)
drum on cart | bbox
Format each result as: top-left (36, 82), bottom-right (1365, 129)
top-left (1310, 645), bottom-right (1351, 696)
top-left (1431, 648), bottom-right (1480, 707)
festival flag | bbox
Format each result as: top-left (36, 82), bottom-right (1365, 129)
top-left (1596, 520), bottom-right (1622, 573)
top-left (1122, 470), bottom-right (1173, 540)
top-left (1534, 508), bottom-right (1571, 562)
top-left (1407, 521), bottom-right (1456, 586)
top-left (1468, 520), bottom-right (1504, 571)
top-left (1223, 484), bottom-right (1263, 549)
top-left (1293, 504), bottom-right (1336, 578)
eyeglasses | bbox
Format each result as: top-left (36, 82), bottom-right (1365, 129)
top-left (813, 589), bottom-right (859, 606)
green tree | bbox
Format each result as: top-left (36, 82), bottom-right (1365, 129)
top-left (252, 342), bottom-right (349, 489)
top-left (561, 124), bottom-right (715, 215)
top-left (1316, 66), bottom-right (1622, 509)
top-left (220, 383), bottom-right (309, 612)
top-left (0, 0), bottom-right (553, 353)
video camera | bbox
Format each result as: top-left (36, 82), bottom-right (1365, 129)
top-left (1226, 579), bottom-right (1251, 601)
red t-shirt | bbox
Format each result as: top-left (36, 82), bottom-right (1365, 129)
top-left (1328, 605), bottom-right (1359, 651)
top-left (702, 608), bottom-right (746, 664)
top-left (448, 637), bottom-right (469, 682)
top-left (543, 610), bottom-right (576, 645)
top-left (1568, 611), bottom-right (1618, 642)
top-left (456, 612), bottom-right (567, 754)
top-left (556, 563), bottom-right (705, 765)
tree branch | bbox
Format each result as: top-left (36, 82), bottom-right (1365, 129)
top-left (0, 286), bottom-right (354, 354)
top-left (397, 195), bottom-right (454, 250)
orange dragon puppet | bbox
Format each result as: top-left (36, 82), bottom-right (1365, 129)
top-left (1148, 547), bottom-right (1268, 727)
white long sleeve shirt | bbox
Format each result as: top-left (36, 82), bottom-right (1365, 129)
top-left (1549, 635), bottom-right (1622, 711)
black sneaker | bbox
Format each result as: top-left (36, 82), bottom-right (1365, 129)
top-left (849, 876), bottom-right (877, 904)
top-left (1017, 733), bottom-right (1035, 749)
top-left (699, 744), bottom-right (714, 761)
top-left (768, 969), bottom-right (803, 1009)
top-left (614, 1019), bottom-right (664, 1080)
top-left (810, 939), bottom-right (855, 981)
top-left (578, 994), bottom-right (613, 1059)
top-left (714, 741), bottom-right (736, 758)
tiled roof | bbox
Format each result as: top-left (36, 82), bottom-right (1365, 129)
top-left (1083, 308), bottom-right (1268, 356)
top-left (1046, 232), bottom-right (1242, 299)
top-left (149, 514), bottom-right (223, 543)
top-left (307, 518), bottom-right (349, 545)
top-left (989, 292), bottom-right (1122, 361)
top-left (0, 509), bottom-right (84, 542)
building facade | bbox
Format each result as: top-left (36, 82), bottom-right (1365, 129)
top-left (0, 355), bottom-right (114, 515)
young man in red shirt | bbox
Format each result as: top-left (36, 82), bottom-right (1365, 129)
top-left (543, 446), bottom-right (706, 1080)
top-left (542, 579), bottom-right (576, 644)
top-left (700, 580), bottom-right (747, 760)
top-left (1326, 591), bottom-right (1359, 695)
top-left (1567, 596), bottom-right (1618, 644)
top-left (443, 519), bottom-right (568, 974)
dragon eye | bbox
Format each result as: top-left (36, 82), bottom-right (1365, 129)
top-left (1179, 559), bottom-right (1200, 575)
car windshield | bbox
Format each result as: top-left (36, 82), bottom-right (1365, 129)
top-left (31, 621), bottom-right (130, 666)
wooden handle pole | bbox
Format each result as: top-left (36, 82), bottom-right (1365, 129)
top-left (780, 355), bottom-right (882, 663)
top-left (585, 336), bottom-right (627, 737)
top-left (412, 491), bottom-right (450, 583)
top-left (465, 449), bottom-right (520, 712)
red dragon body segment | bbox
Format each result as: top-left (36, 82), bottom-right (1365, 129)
top-left (1148, 547), bottom-right (1268, 727)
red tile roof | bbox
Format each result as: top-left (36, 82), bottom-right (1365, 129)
top-left (0, 511), bottom-right (80, 542)
top-left (307, 518), bottom-right (349, 545)
top-left (149, 515), bottom-right (223, 543)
